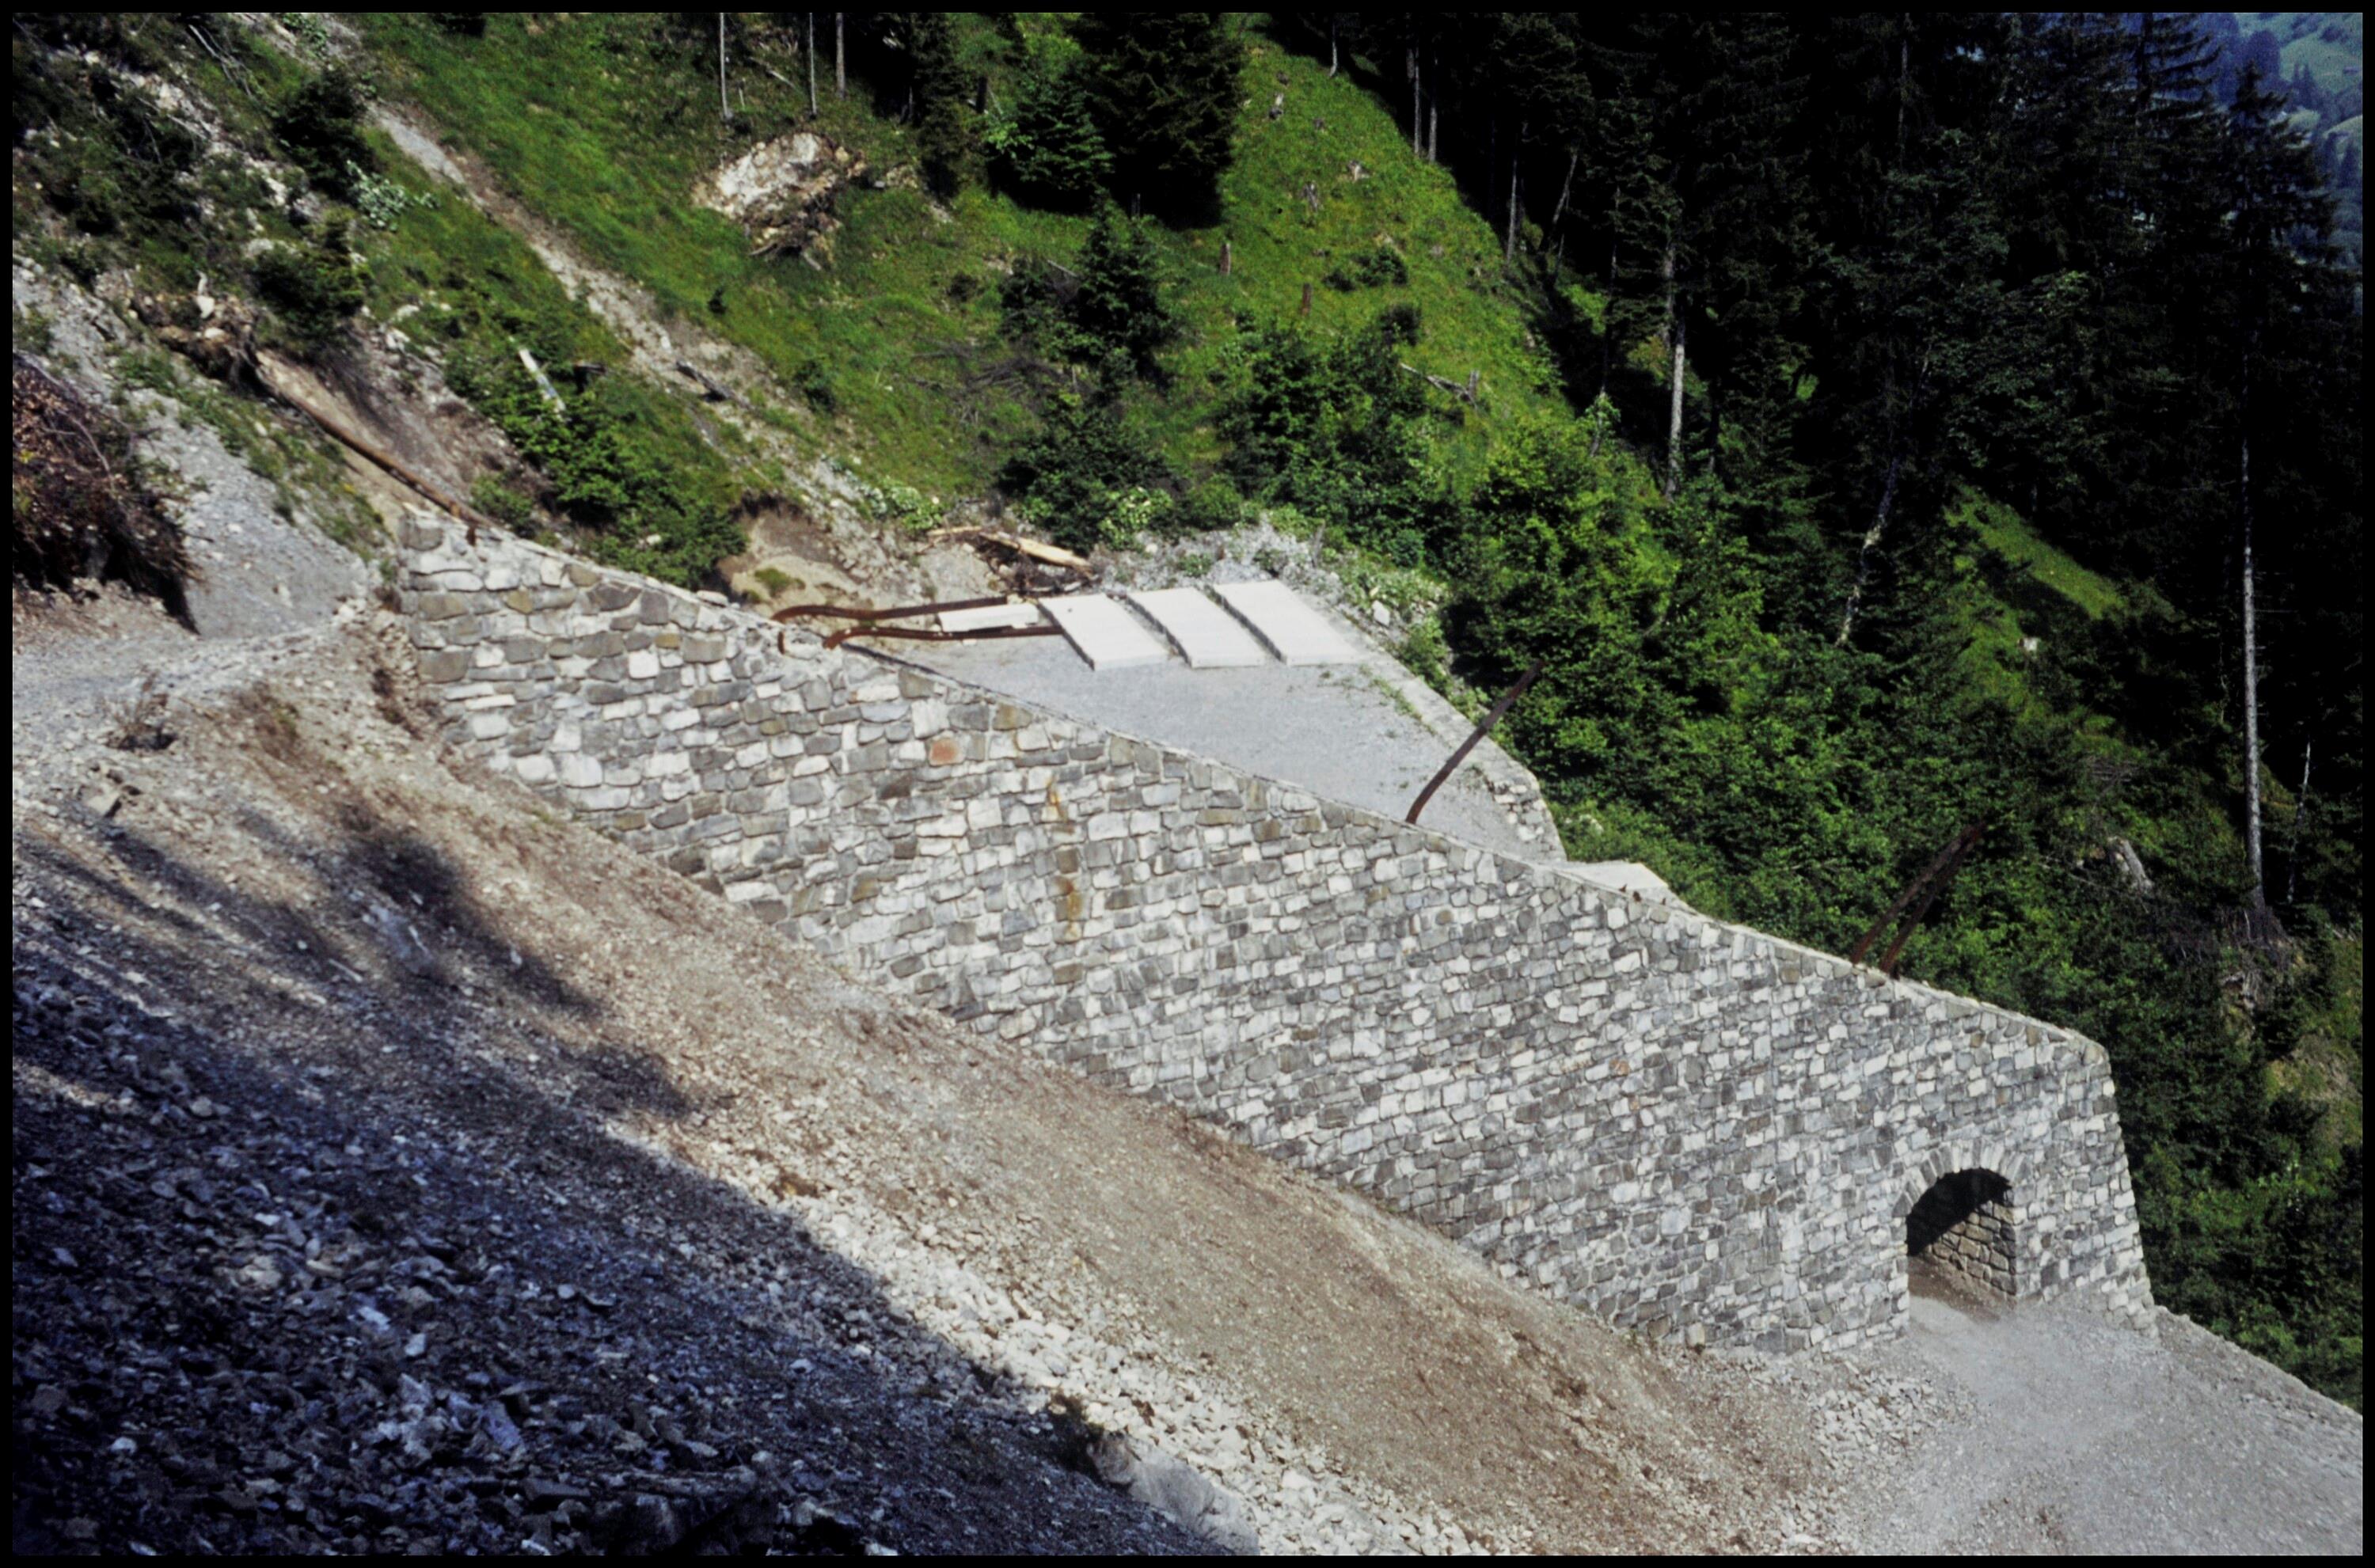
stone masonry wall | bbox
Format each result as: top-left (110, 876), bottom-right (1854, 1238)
top-left (397, 517), bottom-right (2155, 1350)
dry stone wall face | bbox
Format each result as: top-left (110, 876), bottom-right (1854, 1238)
top-left (397, 518), bottom-right (2154, 1350)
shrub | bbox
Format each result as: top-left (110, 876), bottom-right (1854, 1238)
top-left (12, 359), bottom-right (191, 620)
top-left (1004, 207), bottom-right (1179, 381)
top-left (1324, 244), bottom-right (1410, 291)
top-left (469, 474), bottom-right (536, 529)
top-left (253, 213), bottom-right (367, 349)
top-left (792, 357), bottom-right (838, 415)
top-left (271, 66), bottom-right (374, 200)
top-left (1217, 309), bottom-right (1439, 562)
top-left (985, 43), bottom-right (1111, 211)
top-left (1168, 473), bottom-right (1246, 536)
top-left (349, 162), bottom-right (435, 230)
top-left (1000, 393), bottom-right (1172, 554)
top-left (19, 60), bottom-right (200, 240)
top-left (447, 346), bottom-right (742, 587)
top-left (1070, 13), bottom-right (1242, 222)
top-left (1070, 206), bottom-right (1178, 378)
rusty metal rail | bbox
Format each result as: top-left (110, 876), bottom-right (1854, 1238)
top-left (1849, 824), bottom-right (1985, 974)
top-left (770, 595), bottom-right (1013, 625)
top-left (768, 594), bottom-right (1055, 655)
top-left (1404, 660), bottom-right (1544, 827)
top-left (821, 622), bottom-right (1061, 651)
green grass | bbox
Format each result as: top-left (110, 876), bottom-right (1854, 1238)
top-left (1963, 490), bottom-right (2126, 621)
top-left (355, 13), bottom-right (1563, 499)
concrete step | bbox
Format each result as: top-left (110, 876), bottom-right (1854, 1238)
top-left (1210, 580), bottom-right (1362, 665)
top-left (1040, 593), bottom-right (1171, 670)
top-left (1124, 587), bottom-right (1271, 668)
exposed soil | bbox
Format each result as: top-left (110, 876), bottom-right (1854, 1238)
top-left (11, 596), bottom-right (1862, 1553)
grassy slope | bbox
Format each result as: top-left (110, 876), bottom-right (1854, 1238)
top-left (355, 14), bottom-right (2245, 875)
top-left (356, 13), bottom-right (1563, 497)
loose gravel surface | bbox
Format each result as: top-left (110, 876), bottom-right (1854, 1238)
top-left (1831, 1288), bottom-right (2364, 1553)
top-left (13, 601), bottom-right (1854, 1555)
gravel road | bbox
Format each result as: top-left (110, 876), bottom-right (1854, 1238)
top-left (1833, 1287), bottom-right (2362, 1553)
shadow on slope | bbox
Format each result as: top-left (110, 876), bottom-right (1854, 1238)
top-left (12, 617), bottom-right (1834, 1553)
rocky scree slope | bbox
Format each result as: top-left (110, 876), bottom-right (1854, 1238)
top-left (13, 601), bottom-right (1868, 1555)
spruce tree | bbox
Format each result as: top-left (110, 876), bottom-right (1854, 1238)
top-left (1070, 13), bottom-right (1243, 222)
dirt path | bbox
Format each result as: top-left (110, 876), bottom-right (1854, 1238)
top-left (1835, 1291), bottom-right (2362, 1553)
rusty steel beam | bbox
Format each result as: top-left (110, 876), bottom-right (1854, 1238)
top-left (820, 622), bottom-right (1062, 651)
top-left (1849, 824), bottom-right (1984, 975)
top-left (770, 596), bottom-right (1013, 625)
top-left (1404, 660), bottom-right (1544, 827)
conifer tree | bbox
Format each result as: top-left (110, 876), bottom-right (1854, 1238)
top-left (1071, 13), bottom-right (1244, 222)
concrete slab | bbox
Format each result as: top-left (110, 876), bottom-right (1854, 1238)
top-left (1124, 587), bottom-right (1271, 668)
top-left (910, 635), bottom-right (1547, 860)
top-left (1039, 594), bottom-right (1171, 670)
top-left (938, 602), bottom-right (1045, 632)
top-left (1210, 580), bottom-right (1362, 665)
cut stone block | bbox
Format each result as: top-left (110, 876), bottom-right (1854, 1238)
top-left (1124, 587), bottom-right (1272, 668)
top-left (1210, 580), bottom-right (1362, 665)
top-left (1039, 594), bottom-right (1171, 670)
top-left (938, 602), bottom-right (1046, 633)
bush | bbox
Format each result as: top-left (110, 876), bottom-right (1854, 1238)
top-left (469, 475), bottom-right (536, 530)
top-left (985, 42), bottom-right (1112, 211)
top-left (1324, 244), bottom-right (1410, 291)
top-left (1168, 473), bottom-right (1246, 536)
top-left (253, 213), bottom-right (367, 349)
top-left (12, 359), bottom-right (191, 620)
top-left (792, 357), bottom-right (838, 415)
top-left (1003, 207), bottom-right (1179, 381)
top-left (272, 66), bottom-right (374, 200)
top-left (349, 162), bottom-right (434, 230)
top-left (1217, 309), bottom-right (1438, 560)
top-left (18, 59), bottom-right (201, 241)
top-left (446, 347), bottom-right (741, 587)
top-left (1070, 206), bottom-right (1179, 378)
top-left (1000, 393), bottom-right (1172, 554)
top-left (1071, 13), bottom-right (1242, 222)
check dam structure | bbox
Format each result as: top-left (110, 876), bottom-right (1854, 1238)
top-left (397, 517), bottom-right (2156, 1350)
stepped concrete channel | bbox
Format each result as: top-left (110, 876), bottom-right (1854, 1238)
top-left (397, 517), bottom-right (2155, 1351)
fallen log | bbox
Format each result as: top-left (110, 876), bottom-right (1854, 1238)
top-left (928, 526), bottom-right (1092, 575)
top-left (253, 352), bottom-right (504, 545)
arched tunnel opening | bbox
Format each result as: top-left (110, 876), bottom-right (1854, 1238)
top-left (1906, 1167), bottom-right (2016, 1304)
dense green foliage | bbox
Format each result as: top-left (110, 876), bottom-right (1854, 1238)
top-left (269, 64), bottom-right (376, 201)
top-left (1073, 13), bottom-right (1245, 221)
top-left (984, 37), bottom-right (1112, 211)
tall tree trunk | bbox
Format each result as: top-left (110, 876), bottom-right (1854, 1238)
top-left (1426, 45), bottom-right (1439, 162)
top-left (1485, 113), bottom-right (1498, 229)
top-left (717, 14), bottom-right (730, 120)
top-left (1663, 241), bottom-right (1685, 497)
top-left (1548, 150), bottom-right (1578, 239)
top-left (1504, 120), bottom-right (1526, 264)
top-left (1409, 43), bottom-right (1422, 156)
top-left (834, 13), bottom-right (846, 99)
top-left (2241, 422), bottom-right (2266, 909)
top-left (1837, 453), bottom-right (1904, 646)
top-left (1329, 19), bottom-right (1340, 77)
top-left (1598, 230), bottom-right (1618, 400)
top-left (806, 13), bottom-right (818, 116)
top-left (2287, 738), bottom-right (2312, 905)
